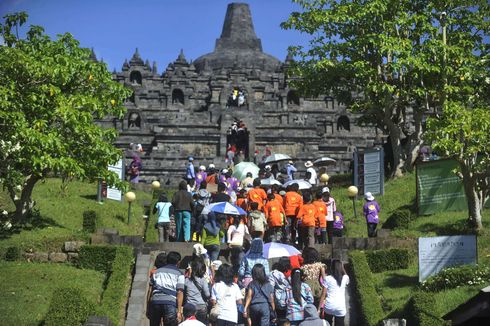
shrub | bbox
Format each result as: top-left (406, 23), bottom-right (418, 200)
top-left (101, 246), bottom-right (134, 325)
top-left (408, 291), bottom-right (449, 326)
top-left (349, 250), bottom-right (385, 326)
top-left (44, 287), bottom-right (96, 326)
top-left (83, 210), bottom-right (98, 233)
top-left (421, 264), bottom-right (490, 292)
top-left (4, 246), bottom-right (20, 261)
top-left (383, 208), bottom-right (413, 229)
top-left (328, 173), bottom-right (352, 187)
top-left (366, 248), bottom-right (413, 273)
top-left (78, 245), bottom-right (117, 273)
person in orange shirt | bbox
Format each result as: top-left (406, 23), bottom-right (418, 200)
top-left (271, 184), bottom-right (284, 207)
top-left (283, 183), bottom-right (303, 244)
top-left (313, 190), bottom-right (327, 244)
top-left (235, 189), bottom-right (248, 225)
top-left (264, 193), bottom-right (286, 242)
top-left (246, 178), bottom-right (267, 211)
top-left (297, 192), bottom-right (318, 249)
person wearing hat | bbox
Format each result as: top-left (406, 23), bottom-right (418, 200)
top-left (363, 192), bottom-right (380, 237)
top-left (205, 164), bottom-right (218, 185)
top-left (195, 166), bottom-right (207, 190)
top-left (286, 160), bottom-right (297, 182)
top-left (304, 161), bottom-right (317, 185)
top-left (179, 302), bottom-right (206, 325)
top-left (186, 157), bottom-right (196, 182)
top-left (322, 187), bottom-right (336, 245)
top-left (240, 172), bottom-right (254, 189)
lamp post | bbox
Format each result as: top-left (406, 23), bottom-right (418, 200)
top-left (347, 186), bottom-right (359, 218)
top-left (320, 173), bottom-right (330, 185)
top-left (125, 191), bottom-right (136, 224)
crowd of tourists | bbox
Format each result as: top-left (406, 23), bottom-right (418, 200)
top-left (148, 159), bottom-right (381, 325)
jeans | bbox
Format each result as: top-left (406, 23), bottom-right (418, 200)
top-left (175, 210), bottom-right (191, 241)
top-left (367, 222), bottom-right (378, 237)
top-left (270, 226), bottom-right (282, 242)
top-left (217, 319), bottom-right (237, 326)
top-left (195, 304), bottom-right (208, 324)
top-left (286, 216), bottom-right (297, 243)
top-left (326, 221), bottom-right (334, 244)
top-left (250, 302), bottom-right (271, 326)
top-left (149, 303), bottom-right (177, 326)
top-left (205, 244), bottom-right (220, 261)
top-left (325, 314), bottom-right (345, 326)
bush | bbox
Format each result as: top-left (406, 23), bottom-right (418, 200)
top-left (366, 248), bottom-right (413, 273)
top-left (349, 251), bottom-right (385, 326)
top-left (78, 245), bottom-right (117, 273)
top-left (328, 173), bottom-right (352, 187)
top-left (408, 291), bottom-right (449, 326)
top-left (101, 246), bottom-right (134, 325)
top-left (421, 264), bottom-right (490, 292)
top-left (83, 210), bottom-right (98, 233)
top-left (383, 208), bottom-right (413, 229)
top-left (44, 287), bottom-right (96, 326)
top-left (4, 246), bottom-right (20, 261)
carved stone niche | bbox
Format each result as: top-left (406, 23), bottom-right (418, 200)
top-left (254, 90), bottom-right (264, 101)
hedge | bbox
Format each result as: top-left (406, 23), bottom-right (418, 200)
top-left (408, 291), bottom-right (449, 326)
top-left (82, 210), bottom-right (98, 233)
top-left (382, 208), bottom-right (413, 229)
top-left (78, 245), bottom-right (117, 273)
top-left (366, 248), bottom-right (413, 273)
top-left (421, 264), bottom-right (490, 292)
top-left (349, 251), bottom-right (385, 326)
top-left (100, 245), bottom-right (134, 325)
top-left (44, 287), bottom-right (96, 326)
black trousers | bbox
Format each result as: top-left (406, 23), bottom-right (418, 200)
top-left (148, 303), bottom-right (177, 326)
top-left (367, 223), bottom-right (378, 237)
top-left (326, 220), bottom-right (334, 244)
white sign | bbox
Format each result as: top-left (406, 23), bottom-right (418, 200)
top-left (418, 235), bottom-right (477, 282)
top-left (106, 159), bottom-right (124, 201)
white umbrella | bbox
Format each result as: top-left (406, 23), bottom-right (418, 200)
top-left (232, 162), bottom-right (260, 181)
top-left (201, 202), bottom-right (247, 216)
top-left (260, 177), bottom-right (283, 186)
top-left (264, 153), bottom-right (292, 164)
top-left (262, 242), bottom-right (301, 258)
top-left (283, 179), bottom-right (312, 190)
top-left (313, 157), bottom-right (337, 166)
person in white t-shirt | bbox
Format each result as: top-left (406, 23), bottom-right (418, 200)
top-left (304, 161), bottom-right (317, 185)
top-left (179, 302), bottom-right (206, 326)
top-left (318, 260), bottom-right (349, 326)
top-left (211, 264), bottom-right (244, 325)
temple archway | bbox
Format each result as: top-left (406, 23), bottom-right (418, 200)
top-left (129, 71), bottom-right (142, 85)
top-left (172, 89), bottom-right (185, 105)
top-left (287, 90), bottom-right (300, 105)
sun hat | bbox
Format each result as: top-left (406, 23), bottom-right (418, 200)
top-left (188, 157), bottom-right (194, 161)
top-left (304, 161), bottom-right (314, 168)
top-left (265, 165), bottom-right (271, 171)
top-left (208, 163), bottom-right (215, 169)
top-left (364, 192), bottom-right (375, 201)
top-left (193, 243), bottom-right (207, 255)
top-left (322, 187), bottom-right (330, 194)
top-left (222, 168), bottom-right (228, 174)
top-left (199, 165), bottom-right (206, 171)
top-left (288, 160), bottom-right (294, 164)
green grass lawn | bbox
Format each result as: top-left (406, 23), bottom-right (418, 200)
top-left (0, 261), bottom-right (105, 325)
top-left (0, 178), bottom-right (152, 256)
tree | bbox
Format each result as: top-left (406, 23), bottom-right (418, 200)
top-left (0, 13), bottom-right (132, 223)
top-left (281, 0), bottom-right (488, 178)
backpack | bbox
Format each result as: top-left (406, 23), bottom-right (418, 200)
top-left (250, 211), bottom-right (265, 232)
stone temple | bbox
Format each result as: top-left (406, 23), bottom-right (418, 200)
top-left (98, 3), bottom-right (377, 184)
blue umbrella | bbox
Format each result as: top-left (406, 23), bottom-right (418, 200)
top-left (203, 202), bottom-right (247, 216)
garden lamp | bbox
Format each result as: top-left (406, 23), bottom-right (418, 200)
top-left (125, 191), bottom-right (136, 224)
top-left (347, 185), bottom-right (358, 218)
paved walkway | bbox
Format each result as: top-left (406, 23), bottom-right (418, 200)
top-left (125, 253), bottom-right (151, 326)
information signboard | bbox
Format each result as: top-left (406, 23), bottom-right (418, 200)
top-left (418, 235), bottom-right (477, 282)
top-left (416, 159), bottom-right (467, 215)
top-left (353, 147), bottom-right (384, 196)
top-left (106, 159), bottom-right (124, 201)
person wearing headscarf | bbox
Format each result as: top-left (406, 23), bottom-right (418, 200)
top-left (238, 238), bottom-right (270, 288)
top-left (299, 304), bottom-right (330, 326)
top-left (200, 212), bottom-right (224, 262)
top-left (128, 155), bottom-right (142, 183)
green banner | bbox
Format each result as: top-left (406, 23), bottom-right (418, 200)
top-left (416, 159), bottom-right (467, 215)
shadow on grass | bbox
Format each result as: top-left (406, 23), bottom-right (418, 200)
top-left (0, 211), bottom-right (65, 240)
top-left (80, 194), bottom-right (98, 201)
top-left (383, 273), bottom-right (418, 288)
top-left (416, 219), bottom-right (473, 236)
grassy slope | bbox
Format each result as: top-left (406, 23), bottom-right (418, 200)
top-left (0, 178), bottom-right (152, 255)
top-left (0, 261), bottom-right (105, 325)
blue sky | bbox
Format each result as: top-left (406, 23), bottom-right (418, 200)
top-left (0, 0), bottom-right (308, 73)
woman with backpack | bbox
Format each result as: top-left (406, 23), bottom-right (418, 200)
top-left (181, 258), bottom-right (210, 324)
top-left (238, 238), bottom-right (270, 288)
top-left (268, 257), bottom-right (291, 320)
top-left (243, 264), bottom-right (276, 326)
top-left (283, 269), bottom-right (314, 325)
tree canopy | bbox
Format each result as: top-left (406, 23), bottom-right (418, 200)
top-left (0, 12), bottom-right (132, 222)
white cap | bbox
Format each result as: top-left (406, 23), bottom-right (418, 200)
top-left (208, 163), bottom-right (215, 169)
top-left (212, 260), bottom-right (223, 269)
top-left (364, 192), bottom-right (375, 201)
top-left (265, 165), bottom-right (271, 170)
top-left (199, 165), bottom-right (206, 171)
top-left (222, 168), bottom-right (229, 174)
top-left (193, 243), bottom-right (207, 255)
top-left (322, 187), bottom-right (330, 194)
